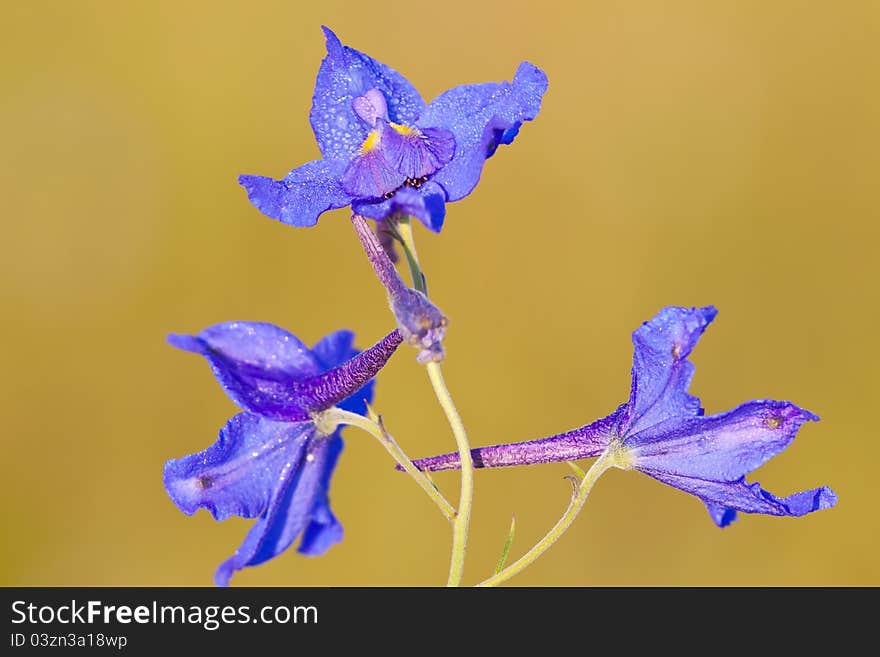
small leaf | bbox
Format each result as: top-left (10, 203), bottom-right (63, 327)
top-left (566, 461), bottom-right (586, 479)
top-left (363, 400), bottom-right (381, 424)
top-left (494, 515), bottom-right (516, 575)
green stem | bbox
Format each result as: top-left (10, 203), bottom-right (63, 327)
top-left (476, 448), bottom-right (618, 587)
top-left (426, 361), bottom-right (474, 587)
top-left (396, 218), bottom-right (427, 294)
top-left (397, 216), bottom-right (474, 587)
top-left (320, 407), bottom-right (455, 522)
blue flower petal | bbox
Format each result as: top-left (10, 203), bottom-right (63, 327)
top-left (311, 330), bottom-right (375, 416)
top-left (382, 124), bottom-right (455, 180)
top-left (310, 27), bottom-right (425, 161)
top-left (298, 500), bottom-right (344, 556)
top-left (311, 329), bottom-right (357, 369)
top-left (214, 430), bottom-right (343, 586)
top-left (640, 469), bottom-right (838, 527)
top-left (418, 62), bottom-right (548, 202)
top-left (164, 413), bottom-right (312, 521)
top-left (352, 182), bottom-right (447, 232)
top-left (168, 322), bottom-right (320, 421)
top-left (238, 159), bottom-right (352, 227)
top-left (627, 400), bottom-right (819, 481)
top-left (339, 122), bottom-right (455, 198)
top-left (340, 130), bottom-right (406, 198)
top-left (298, 434), bottom-right (345, 556)
top-left (705, 502), bottom-right (738, 528)
top-left (619, 306), bottom-right (718, 436)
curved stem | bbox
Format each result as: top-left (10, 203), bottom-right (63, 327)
top-left (321, 407), bottom-right (455, 522)
top-left (426, 361), bottom-right (474, 587)
top-left (476, 449), bottom-right (617, 587)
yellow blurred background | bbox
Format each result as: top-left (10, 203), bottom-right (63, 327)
top-left (2, 0), bottom-right (877, 586)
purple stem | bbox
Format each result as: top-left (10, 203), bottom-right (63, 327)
top-left (296, 329), bottom-right (404, 413)
top-left (403, 408), bottom-right (624, 471)
top-left (351, 213), bottom-right (407, 297)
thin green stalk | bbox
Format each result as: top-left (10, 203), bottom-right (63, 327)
top-left (397, 217), bottom-right (475, 587)
top-left (476, 448), bottom-right (619, 587)
top-left (426, 361), bottom-right (474, 587)
top-left (396, 218), bottom-right (427, 294)
top-left (320, 407), bottom-right (455, 522)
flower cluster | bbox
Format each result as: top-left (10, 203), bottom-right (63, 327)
top-left (165, 27), bottom-right (836, 586)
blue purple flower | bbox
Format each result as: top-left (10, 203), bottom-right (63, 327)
top-left (239, 27), bottom-right (548, 232)
top-left (164, 323), bottom-right (402, 585)
top-left (410, 306), bottom-right (837, 526)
